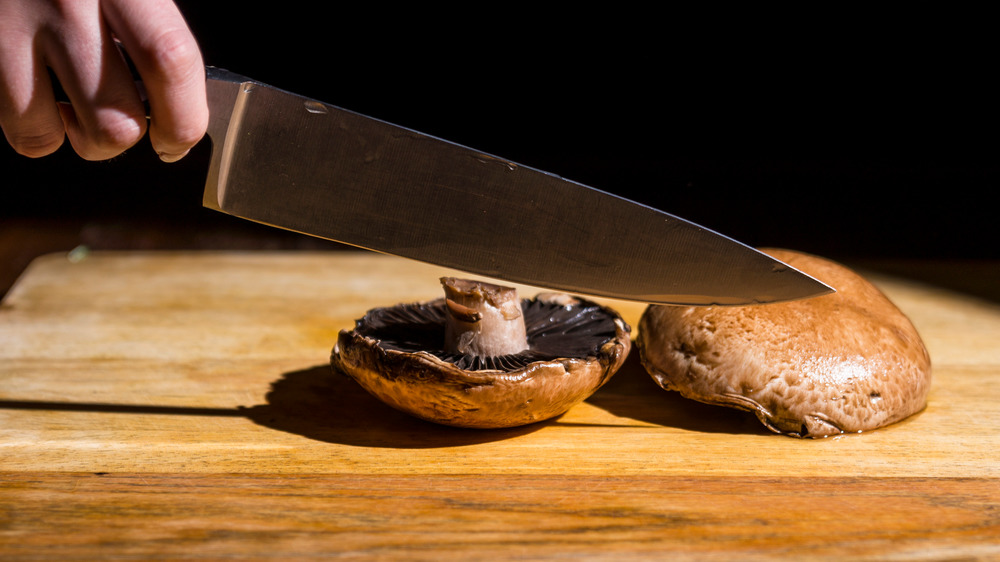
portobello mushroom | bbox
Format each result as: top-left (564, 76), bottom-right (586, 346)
top-left (637, 248), bottom-right (932, 438)
top-left (331, 277), bottom-right (632, 428)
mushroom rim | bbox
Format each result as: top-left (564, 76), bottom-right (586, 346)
top-left (334, 336), bottom-right (627, 384)
top-left (336, 294), bottom-right (632, 373)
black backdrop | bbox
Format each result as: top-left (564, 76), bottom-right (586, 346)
top-left (3, 6), bottom-right (997, 260)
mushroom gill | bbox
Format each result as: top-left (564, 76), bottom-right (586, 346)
top-left (331, 277), bottom-right (632, 428)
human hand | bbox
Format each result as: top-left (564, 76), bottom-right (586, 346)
top-left (0, 0), bottom-right (208, 162)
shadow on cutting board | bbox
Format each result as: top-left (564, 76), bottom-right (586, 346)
top-left (584, 351), bottom-right (772, 436)
top-left (244, 351), bottom-right (772, 445)
top-left (0, 357), bottom-right (769, 445)
top-left (240, 365), bottom-right (549, 448)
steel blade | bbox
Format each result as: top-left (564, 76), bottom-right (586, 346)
top-left (202, 68), bottom-right (832, 305)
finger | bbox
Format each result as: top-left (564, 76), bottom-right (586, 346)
top-left (42, 2), bottom-right (147, 161)
top-left (102, 0), bottom-right (207, 162)
top-left (0, 7), bottom-right (66, 157)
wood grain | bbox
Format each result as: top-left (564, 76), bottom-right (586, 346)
top-left (3, 473), bottom-right (998, 560)
top-left (2, 251), bottom-right (999, 559)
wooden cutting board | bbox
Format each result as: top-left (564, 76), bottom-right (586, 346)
top-left (2, 251), bottom-right (998, 559)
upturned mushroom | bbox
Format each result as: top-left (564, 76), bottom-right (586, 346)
top-left (331, 277), bottom-right (631, 428)
top-left (637, 248), bottom-right (932, 438)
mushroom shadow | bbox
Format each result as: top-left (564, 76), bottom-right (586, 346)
top-left (241, 364), bottom-right (550, 448)
top-left (584, 348), bottom-right (773, 436)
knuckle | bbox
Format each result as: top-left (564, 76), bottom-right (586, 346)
top-left (146, 27), bottom-right (202, 78)
top-left (78, 116), bottom-right (145, 160)
top-left (150, 122), bottom-right (204, 160)
top-left (167, 119), bottom-right (207, 147)
top-left (98, 118), bottom-right (144, 146)
top-left (7, 128), bottom-right (66, 158)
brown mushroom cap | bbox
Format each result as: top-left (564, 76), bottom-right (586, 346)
top-left (331, 283), bottom-right (632, 429)
top-left (637, 248), bottom-right (931, 438)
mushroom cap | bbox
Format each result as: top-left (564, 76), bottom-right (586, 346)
top-left (637, 248), bottom-right (932, 438)
top-left (331, 293), bottom-right (631, 428)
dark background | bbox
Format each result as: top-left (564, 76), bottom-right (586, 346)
top-left (3, 6), bottom-right (998, 271)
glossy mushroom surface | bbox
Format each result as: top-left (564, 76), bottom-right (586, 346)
top-left (637, 248), bottom-right (931, 438)
top-left (331, 278), bottom-right (631, 428)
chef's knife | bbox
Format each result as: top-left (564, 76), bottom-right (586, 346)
top-left (205, 67), bottom-right (834, 305)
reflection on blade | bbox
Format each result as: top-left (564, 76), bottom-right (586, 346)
top-left (202, 69), bottom-right (833, 305)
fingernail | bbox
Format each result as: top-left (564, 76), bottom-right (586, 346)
top-left (158, 149), bottom-right (189, 163)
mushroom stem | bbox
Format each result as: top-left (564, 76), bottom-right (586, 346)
top-left (441, 277), bottom-right (529, 358)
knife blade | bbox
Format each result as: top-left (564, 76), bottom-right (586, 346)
top-left (201, 67), bottom-right (832, 305)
